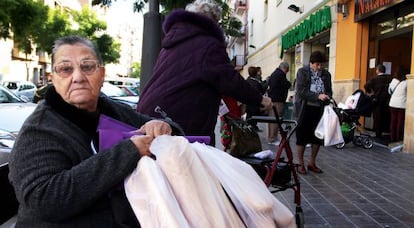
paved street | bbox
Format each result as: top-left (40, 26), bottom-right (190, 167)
top-left (217, 121), bottom-right (414, 227)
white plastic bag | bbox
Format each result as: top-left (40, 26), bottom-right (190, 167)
top-left (191, 142), bottom-right (296, 228)
top-left (315, 105), bottom-right (344, 146)
top-left (150, 136), bottom-right (245, 228)
top-left (124, 156), bottom-right (190, 228)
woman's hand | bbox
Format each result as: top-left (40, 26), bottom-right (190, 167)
top-left (130, 120), bottom-right (172, 157)
top-left (318, 93), bottom-right (330, 101)
top-left (130, 135), bottom-right (153, 157)
top-left (139, 120), bottom-right (172, 138)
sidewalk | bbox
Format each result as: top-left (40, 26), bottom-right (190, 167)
top-left (254, 122), bottom-right (414, 227)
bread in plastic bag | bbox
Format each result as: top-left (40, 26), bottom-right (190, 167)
top-left (191, 142), bottom-right (296, 228)
top-left (124, 156), bottom-right (191, 228)
top-left (150, 135), bottom-right (245, 228)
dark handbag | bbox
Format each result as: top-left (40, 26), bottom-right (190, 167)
top-left (229, 119), bottom-right (262, 157)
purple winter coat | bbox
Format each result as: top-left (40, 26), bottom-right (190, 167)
top-left (138, 9), bottom-right (262, 140)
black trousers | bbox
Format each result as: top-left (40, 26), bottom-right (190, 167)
top-left (373, 103), bottom-right (390, 138)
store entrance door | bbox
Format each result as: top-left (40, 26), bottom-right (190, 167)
top-left (364, 30), bottom-right (412, 131)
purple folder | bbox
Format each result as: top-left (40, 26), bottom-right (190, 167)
top-left (97, 114), bottom-right (210, 151)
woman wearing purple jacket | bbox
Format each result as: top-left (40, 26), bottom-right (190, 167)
top-left (138, 0), bottom-right (271, 145)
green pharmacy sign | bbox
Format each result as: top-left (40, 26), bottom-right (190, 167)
top-left (281, 6), bottom-right (332, 58)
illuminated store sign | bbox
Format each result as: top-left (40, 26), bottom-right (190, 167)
top-left (354, 0), bottom-right (404, 21)
top-left (281, 6), bottom-right (331, 58)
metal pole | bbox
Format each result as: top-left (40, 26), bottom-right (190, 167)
top-left (140, 0), bottom-right (162, 93)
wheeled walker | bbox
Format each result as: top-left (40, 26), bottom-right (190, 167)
top-left (240, 107), bottom-right (304, 228)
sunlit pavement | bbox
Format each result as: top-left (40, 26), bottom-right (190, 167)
top-left (214, 119), bottom-right (414, 227)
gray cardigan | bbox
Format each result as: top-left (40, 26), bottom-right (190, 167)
top-left (9, 89), bottom-right (153, 227)
top-left (294, 65), bottom-right (332, 123)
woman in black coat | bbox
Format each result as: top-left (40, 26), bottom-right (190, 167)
top-left (294, 51), bottom-right (332, 174)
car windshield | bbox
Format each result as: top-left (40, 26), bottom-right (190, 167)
top-left (0, 85), bottom-right (24, 103)
top-left (101, 82), bottom-right (130, 97)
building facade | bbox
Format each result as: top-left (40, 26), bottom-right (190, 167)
top-left (236, 0), bottom-right (413, 153)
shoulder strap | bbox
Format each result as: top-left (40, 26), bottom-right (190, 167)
top-left (391, 80), bottom-right (402, 94)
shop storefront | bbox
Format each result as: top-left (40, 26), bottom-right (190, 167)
top-left (280, 6), bottom-right (334, 88)
top-left (335, 0), bottom-right (414, 152)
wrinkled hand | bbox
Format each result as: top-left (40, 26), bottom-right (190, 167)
top-left (130, 120), bottom-right (172, 157)
top-left (260, 96), bottom-right (272, 111)
top-left (130, 135), bottom-right (153, 157)
top-left (139, 120), bottom-right (172, 138)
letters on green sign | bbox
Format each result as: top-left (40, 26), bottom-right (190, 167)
top-left (280, 6), bottom-right (332, 58)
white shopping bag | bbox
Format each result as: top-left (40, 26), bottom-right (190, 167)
top-left (124, 157), bottom-right (190, 228)
top-left (315, 105), bottom-right (344, 146)
top-left (150, 136), bottom-right (245, 228)
top-left (191, 142), bottom-right (296, 228)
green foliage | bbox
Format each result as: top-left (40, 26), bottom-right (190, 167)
top-left (66, 7), bottom-right (120, 64)
top-left (130, 61), bottom-right (141, 78)
top-left (35, 8), bottom-right (72, 54)
top-left (94, 34), bottom-right (121, 64)
top-left (71, 8), bottom-right (107, 37)
top-left (32, 6), bottom-right (120, 64)
top-left (0, 0), bottom-right (49, 53)
top-left (0, 0), bottom-right (19, 38)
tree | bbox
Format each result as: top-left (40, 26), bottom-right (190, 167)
top-left (34, 8), bottom-right (73, 54)
top-left (34, 6), bottom-right (121, 64)
top-left (130, 61), bottom-right (141, 79)
top-left (0, 0), bottom-right (49, 54)
top-left (0, 0), bottom-right (19, 38)
top-left (69, 7), bottom-right (121, 64)
top-left (1, 1), bottom-right (121, 64)
top-left (92, 0), bottom-right (243, 37)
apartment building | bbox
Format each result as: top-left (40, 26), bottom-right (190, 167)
top-left (229, 0), bottom-right (414, 152)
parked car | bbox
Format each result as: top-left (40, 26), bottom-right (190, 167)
top-left (0, 85), bottom-right (37, 153)
top-left (101, 82), bottom-right (139, 109)
top-left (105, 77), bottom-right (140, 96)
top-left (0, 85), bottom-right (37, 226)
top-left (2, 80), bottom-right (37, 102)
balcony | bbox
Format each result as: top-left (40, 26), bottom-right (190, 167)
top-left (11, 48), bottom-right (35, 61)
top-left (235, 0), bottom-right (247, 15)
top-left (37, 51), bottom-right (50, 64)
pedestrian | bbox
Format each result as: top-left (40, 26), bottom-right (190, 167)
top-left (267, 62), bottom-right (291, 145)
top-left (364, 63), bottom-right (392, 138)
top-left (8, 35), bottom-right (177, 227)
top-left (137, 0), bottom-right (272, 145)
top-left (256, 66), bottom-right (268, 92)
top-left (294, 51), bottom-right (332, 174)
top-left (388, 66), bottom-right (408, 142)
top-left (245, 66), bottom-right (268, 120)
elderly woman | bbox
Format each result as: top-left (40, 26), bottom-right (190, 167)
top-left (8, 35), bottom-right (175, 227)
top-left (138, 0), bottom-right (272, 145)
top-left (294, 51), bottom-right (332, 174)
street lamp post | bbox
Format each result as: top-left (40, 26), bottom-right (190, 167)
top-left (140, 0), bottom-right (162, 93)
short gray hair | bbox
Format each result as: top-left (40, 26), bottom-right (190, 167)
top-left (185, 0), bottom-right (222, 22)
top-left (51, 35), bottom-right (103, 68)
top-left (279, 62), bottom-right (289, 70)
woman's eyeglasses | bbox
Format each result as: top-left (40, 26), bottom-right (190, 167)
top-left (54, 60), bottom-right (101, 77)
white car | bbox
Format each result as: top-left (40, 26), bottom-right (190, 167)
top-left (0, 85), bottom-right (37, 153)
top-left (2, 80), bottom-right (37, 102)
top-left (101, 82), bottom-right (139, 109)
top-left (105, 77), bottom-right (140, 96)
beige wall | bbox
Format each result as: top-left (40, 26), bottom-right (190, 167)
top-left (404, 75), bottom-right (414, 153)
